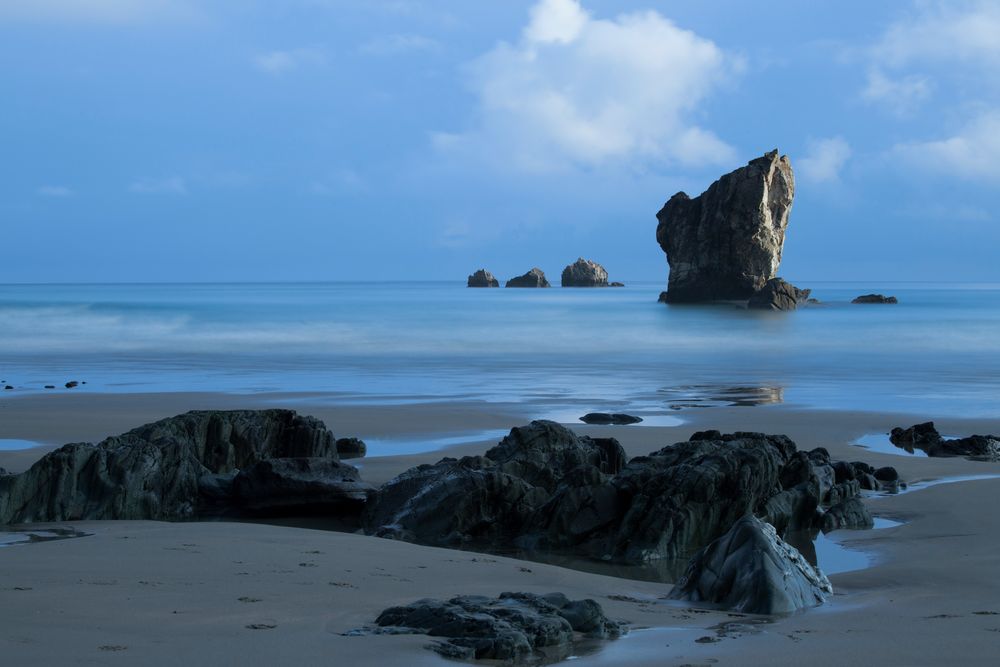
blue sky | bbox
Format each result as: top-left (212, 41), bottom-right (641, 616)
top-left (1, 0), bottom-right (998, 283)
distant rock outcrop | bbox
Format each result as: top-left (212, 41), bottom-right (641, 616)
top-left (656, 150), bottom-right (795, 302)
top-left (853, 294), bottom-right (898, 304)
top-left (747, 278), bottom-right (811, 311)
top-left (506, 268), bottom-right (550, 288)
top-left (668, 516), bottom-right (832, 615)
top-left (467, 269), bottom-right (499, 288)
top-left (561, 258), bottom-right (608, 287)
top-left (0, 410), bottom-right (349, 523)
top-left (890, 421), bottom-right (1000, 460)
top-left (579, 413), bottom-right (643, 425)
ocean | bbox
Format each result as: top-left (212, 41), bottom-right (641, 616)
top-left (1, 281), bottom-right (999, 419)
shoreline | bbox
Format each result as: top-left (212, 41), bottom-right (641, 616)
top-left (3, 393), bottom-right (1000, 664)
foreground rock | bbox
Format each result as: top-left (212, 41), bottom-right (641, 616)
top-left (506, 268), bottom-right (550, 288)
top-left (669, 516), bottom-right (832, 614)
top-left (0, 410), bottom-right (355, 523)
top-left (656, 150), bottom-right (795, 302)
top-left (747, 278), bottom-right (811, 311)
top-left (853, 294), bottom-right (897, 304)
top-left (890, 421), bottom-right (1000, 460)
top-left (232, 458), bottom-right (373, 515)
top-left (365, 423), bottom-right (884, 572)
top-left (579, 413), bottom-right (643, 425)
top-left (371, 592), bottom-right (625, 663)
top-left (467, 269), bottom-right (499, 288)
top-left (561, 258), bottom-right (608, 287)
top-left (336, 437), bottom-right (367, 459)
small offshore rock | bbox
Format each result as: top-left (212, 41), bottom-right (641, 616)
top-left (506, 268), bottom-right (550, 288)
top-left (336, 437), bottom-right (367, 459)
top-left (44, 385), bottom-right (55, 389)
top-left (579, 413), bottom-right (643, 425)
top-left (467, 269), bottom-right (499, 288)
top-left (561, 258), bottom-right (608, 287)
top-left (609, 282), bottom-right (625, 287)
top-left (669, 516), bottom-right (832, 615)
top-left (3, 385), bottom-right (12, 390)
top-left (65, 381), bottom-right (79, 389)
top-left (372, 592), bottom-right (626, 662)
top-left (747, 278), bottom-right (811, 311)
top-left (852, 294), bottom-right (897, 304)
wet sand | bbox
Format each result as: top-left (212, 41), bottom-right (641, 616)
top-left (2, 392), bottom-right (1000, 665)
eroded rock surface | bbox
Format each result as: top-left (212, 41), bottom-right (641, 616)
top-left (656, 150), bottom-right (795, 302)
top-left (506, 268), bottom-right (550, 288)
top-left (233, 458), bottom-right (373, 514)
top-left (747, 278), bottom-right (811, 311)
top-left (561, 258), bottom-right (608, 287)
top-left (668, 516), bottom-right (832, 615)
top-left (0, 410), bottom-right (348, 523)
top-left (371, 592), bottom-right (625, 663)
top-left (467, 269), bottom-right (499, 287)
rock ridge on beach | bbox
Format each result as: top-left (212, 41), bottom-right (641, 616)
top-left (368, 592), bottom-right (625, 663)
top-left (890, 421), bottom-right (1000, 460)
top-left (0, 409), bottom-right (363, 523)
top-left (656, 150), bottom-right (795, 303)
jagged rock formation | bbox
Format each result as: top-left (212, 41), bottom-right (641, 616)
top-left (668, 516), bottom-right (832, 615)
top-left (467, 269), bottom-right (499, 288)
top-left (0, 410), bottom-right (354, 523)
top-left (336, 437), bottom-right (367, 459)
top-left (370, 592), bottom-right (625, 662)
top-left (364, 423), bottom-right (888, 573)
top-left (561, 258), bottom-right (608, 287)
top-left (890, 422), bottom-right (1000, 460)
top-left (232, 458), bottom-right (372, 514)
top-left (506, 268), bottom-right (550, 288)
top-left (853, 294), bottom-right (897, 304)
top-left (656, 150), bottom-right (795, 302)
top-left (747, 278), bottom-right (811, 311)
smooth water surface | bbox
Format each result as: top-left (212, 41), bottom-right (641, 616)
top-left (2, 281), bottom-right (1000, 416)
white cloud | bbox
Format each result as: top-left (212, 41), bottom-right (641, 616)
top-left (129, 176), bottom-right (187, 195)
top-left (360, 34), bottom-right (441, 56)
top-left (253, 47), bottom-right (327, 75)
top-left (438, 0), bottom-right (740, 171)
top-left (308, 169), bottom-right (367, 196)
top-left (891, 111), bottom-right (1000, 183)
top-left (36, 185), bottom-right (74, 197)
top-left (798, 137), bottom-right (852, 184)
top-left (0, 0), bottom-right (198, 24)
top-left (862, 69), bottom-right (931, 115)
top-left (873, 2), bottom-right (1000, 70)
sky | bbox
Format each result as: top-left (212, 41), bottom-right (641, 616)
top-left (1, 0), bottom-right (998, 283)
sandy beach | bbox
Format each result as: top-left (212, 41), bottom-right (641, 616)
top-left (4, 392), bottom-right (1000, 665)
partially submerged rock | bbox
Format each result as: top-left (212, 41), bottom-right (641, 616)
top-left (506, 268), bottom-right (551, 288)
top-left (467, 269), bottom-right (499, 288)
top-left (371, 592), bottom-right (625, 663)
top-left (852, 294), bottom-right (897, 304)
top-left (0, 410), bottom-right (350, 523)
top-left (747, 278), bottom-right (811, 311)
top-left (656, 150), bottom-right (795, 302)
top-left (561, 258), bottom-right (608, 287)
top-left (336, 437), bottom-right (367, 459)
top-left (579, 413), bottom-right (643, 425)
top-left (669, 516), bottom-right (832, 615)
top-left (890, 422), bottom-right (1000, 460)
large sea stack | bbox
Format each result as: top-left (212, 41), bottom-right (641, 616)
top-left (656, 150), bottom-right (795, 303)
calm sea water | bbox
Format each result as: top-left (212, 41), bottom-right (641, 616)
top-left (1, 281), bottom-right (999, 418)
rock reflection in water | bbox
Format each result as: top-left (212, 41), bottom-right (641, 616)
top-left (660, 384), bottom-right (784, 410)
top-left (0, 527), bottom-right (90, 548)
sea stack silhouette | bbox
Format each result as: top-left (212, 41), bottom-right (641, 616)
top-left (656, 150), bottom-right (796, 305)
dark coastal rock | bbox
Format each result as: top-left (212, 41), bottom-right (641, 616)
top-left (656, 150), bottom-right (795, 303)
top-left (668, 516), bottom-right (832, 615)
top-left (852, 294), bottom-right (897, 304)
top-left (467, 269), bottom-right (499, 288)
top-left (364, 424), bottom-right (884, 575)
top-left (579, 413), bottom-right (643, 425)
top-left (820, 496), bottom-right (874, 532)
top-left (560, 258), bottom-right (608, 287)
top-left (506, 268), bottom-right (550, 288)
top-left (609, 282), bottom-right (625, 287)
top-left (0, 410), bottom-right (342, 523)
top-left (3, 385), bottom-right (12, 390)
top-left (233, 458), bottom-right (372, 514)
top-left (44, 385), bottom-right (55, 389)
top-left (890, 422), bottom-right (1000, 460)
top-left (336, 437), bottom-right (367, 459)
top-left (747, 278), bottom-right (811, 311)
top-left (372, 592), bottom-right (625, 663)
top-left (65, 381), bottom-right (79, 388)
